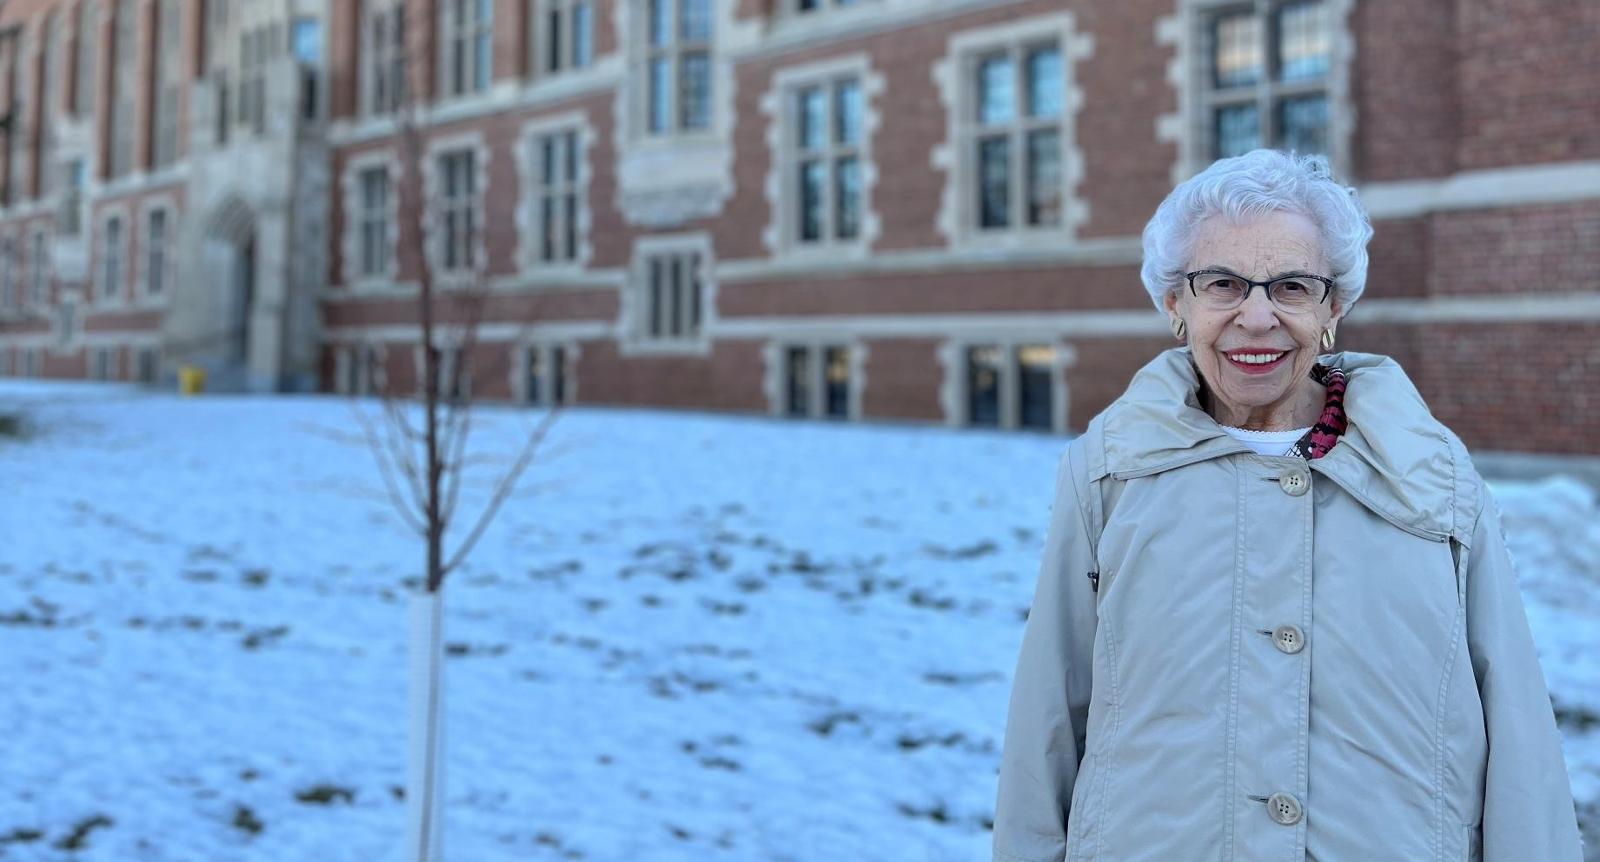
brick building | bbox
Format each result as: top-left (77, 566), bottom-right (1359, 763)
top-left (0, 0), bottom-right (1596, 460)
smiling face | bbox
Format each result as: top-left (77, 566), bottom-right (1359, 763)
top-left (1163, 210), bottom-right (1344, 431)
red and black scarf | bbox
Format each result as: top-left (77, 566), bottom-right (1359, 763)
top-left (1290, 364), bottom-right (1348, 460)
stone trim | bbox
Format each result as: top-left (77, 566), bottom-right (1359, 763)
top-left (324, 320), bottom-right (611, 342)
top-left (510, 338), bottom-right (582, 406)
top-left (1360, 161), bottom-right (1600, 219)
top-left (617, 231), bottom-right (716, 356)
top-left (514, 109), bottom-right (596, 277)
top-left (420, 129), bottom-right (492, 287)
top-left (759, 52), bottom-right (884, 261)
top-left (762, 338), bottom-right (867, 421)
top-left (339, 146), bottom-right (403, 291)
top-left (929, 11), bottom-right (1093, 250)
top-left (92, 202), bottom-right (133, 307)
top-left (134, 192), bottom-right (179, 301)
top-left (937, 337), bottom-right (1076, 432)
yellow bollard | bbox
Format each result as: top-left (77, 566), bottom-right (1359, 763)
top-left (178, 365), bottom-right (207, 396)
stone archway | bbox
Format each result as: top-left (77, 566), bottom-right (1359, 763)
top-left (202, 195), bottom-right (259, 387)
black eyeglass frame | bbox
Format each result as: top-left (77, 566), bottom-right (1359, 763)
top-left (1183, 269), bottom-right (1336, 308)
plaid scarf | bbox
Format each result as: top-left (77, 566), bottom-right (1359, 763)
top-left (1290, 364), bottom-right (1348, 460)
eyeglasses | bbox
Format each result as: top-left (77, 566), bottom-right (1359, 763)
top-left (1184, 269), bottom-right (1335, 313)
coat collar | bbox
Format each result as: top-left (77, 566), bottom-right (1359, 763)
top-left (1097, 347), bottom-right (1464, 541)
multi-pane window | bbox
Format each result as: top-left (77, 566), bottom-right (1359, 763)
top-left (436, 150), bottom-right (478, 273)
top-left (92, 346), bottom-right (116, 380)
top-left (968, 41), bottom-right (1064, 232)
top-left (109, 0), bottom-right (136, 177)
top-left (783, 344), bottom-right (851, 420)
top-left (531, 0), bottom-right (593, 77)
top-left (29, 230), bottom-right (48, 304)
top-left (963, 343), bottom-right (1057, 431)
top-left (794, 0), bottom-right (862, 11)
top-left (1203, 0), bottom-right (1331, 159)
top-left (0, 238), bottom-right (15, 309)
top-left (640, 250), bottom-right (703, 341)
top-left (100, 215), bottom-right (124, 301)
top-left (357, 166), bottom-right (392, 278)
top-left (22, 347), bottom-right (41, 377)
top-left (72, 0), bottom-right (96, 117)
top-left (239, 26), bottom-right (270, 135)
top-left (531, 129), bottom-right (581, 264)
top-left (523, 344), bottom-right (569, 406)
top-left (792, 77), bottom-right (864, 245)
top-left (59, 159), bottom-right (85, 235)
top-left (440, 0), bottom-right (492, 98)
top-left (135, 347), bottom-right (159, 383)
top-left (342, 343), bottom-right (384, 395)
top-left (144, 209), bottom-right (169, 295)
top-left (38, 11), bottom-right (62, 198)
top-left (151, 0), bottom-right (181, 168)
top-left (644, 0), bottom-right (713, 136)
top-left (363, 0), bottom-right (406, 115)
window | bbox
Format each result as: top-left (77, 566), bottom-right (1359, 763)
top-left (22, 347), bottom-right (40, 377)
top-left (55, 298), bottom-right (77, 349)
top-left (151, 0), bottom-right (182, 168)
top-left (99, 215), bottom-right (124, 301)
top-left (59, 159), bottom-right (85, 235)
top-left (529, 128), bottom-right (581, 265)
top-left (38, 11), bottom-right (62, 198)
top-left (29, 230), bottom-right (48, 304)
top-left (4, 31), bottom-right (27, 205)
top-left (135, 347), bottom-right (159, 383)
top-left (72, 0), bottom-right (97, 117)
top-left (789, 77), bottom-right (864, 246)
top-left (961, 342), bottom-right (1058, 431)
top-left (440, 0), bottom-right (492, 98)
top-left (239, 26), bottom-right (270, 135)
top-left (357, 166), bottom-right (393, 278)
top-left (435, 149), bottom-right (478, 273)
top-left (1201, 0), bottom-right (1331, 159)
top-left (793, 0), bottom-right (862, 11)
top-left (0, 238), bottom-right (14, 309)
top-left (422, 345), bottom-right (470, 402)
top-left (531, 0), bottom-right (592, 77)
top-left (92, 346), bottom-right (116, 380)
top-left (965, 41), bottom-right (1065, 232)
top-left (109, 0), bottom-right (136, 177)
top-left (363, 0), bottom-right (406, 116)
top-left (341, 343), bottom-right (384, 395)
top-left (522, 343), bottom-right (570, 406)
top-left (781, 344), bottom-right (853, 420)
top-left (639, 250), bottom-right (703, 341)
top-left (643, 0), bottom-right (713, 136)
top-left (144, 209), bottom-right (169, 295)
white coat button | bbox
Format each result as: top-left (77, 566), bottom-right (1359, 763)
top-left (1267, 792), bottom-right (1303, 826)
top-left (1273, 624), bottom-right (1306, 654)
top-left (1278, 468), bottom-right (1310, 496)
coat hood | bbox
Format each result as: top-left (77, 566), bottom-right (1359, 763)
top-left (1092, 347), bottom-right (1479, 543)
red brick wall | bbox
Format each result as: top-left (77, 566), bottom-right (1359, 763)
top-left (575, 339), bottom-right (767, 411)
top-left (1352, 0), bottom-right (1460, 181)
top-left (719, 264), bottom-right (1145, 318)
top-left (1425, 200), bottom-right (1600, 296)
top-left (1063, 333), bottom-right (1174, 430)
top-left (862, 338), bottom-right (943, 421)
top-left (321, 289), bottom-right (615, 328)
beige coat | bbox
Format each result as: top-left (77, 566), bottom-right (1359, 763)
top-left (993, 348), bottom-right (1583, 862)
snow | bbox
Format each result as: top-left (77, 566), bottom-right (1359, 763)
top-left (1, 381), bottom-right (1595, 861)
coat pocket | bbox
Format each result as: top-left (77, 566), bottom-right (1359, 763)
top-left (1462, 822), bottom-right (1482, 862)
top-left (1068, 752), bottom-right (1101, 839)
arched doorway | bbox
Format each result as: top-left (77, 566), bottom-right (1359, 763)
top-left (203, 195), bottom-right (258, 388)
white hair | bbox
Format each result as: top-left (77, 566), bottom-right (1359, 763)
top-left (1140, 149), bottom-right (1374, 315)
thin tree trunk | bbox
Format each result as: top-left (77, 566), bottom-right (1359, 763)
top-left (405, 589), bottom-right (446, 862)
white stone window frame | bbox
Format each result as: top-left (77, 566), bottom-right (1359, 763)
top-left (1157, 0), bottom-right (1354, 185)
top-left (438, 0), bottom-right (493, 100)
top-left (619, 231), bottom-right (715, 357)
top-left (136, 195), bottom-right (177, 302)
top-left (94, 205), bottom-right (131, 306)
top-left (637, 0), bottom-right (715, 140)
top-left (529, 0), bottom-right (595, 80)
top-left (516, 111), bottom-right (594, 276)
top-left (360, 0), bottom-right (407, 117)
top-left (937, 338), bottom-right (1075, 433)
top-left (763, 340), bottom-right (865, 422)
top-left (931, 13), bottom-right (1092, 252)
top-left (412, 342), bottom-right (472, 401)
top-left (335, 341), bottom-right (388, 396)
top-left (512, 339), bottom-right (580, 406)
top-left (27, 224), bottom-right (50, 307)
top-left (341, 148), bottom-right (402, 289)
top-left (760, 53), bottom-right (883, 261)
top-left (421, 131), bottom-right (492, 285)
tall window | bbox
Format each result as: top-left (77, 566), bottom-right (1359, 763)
top-left (108, 0), bottom-right (136, 178)
top-left (783, 344), bottom-right (852, 419)
top-left (967, 41), bottom-right (1064, 232)
top-left (92, 346), bottom-right (115, 380)
top-left (5, 31), bottom-right (28, 205)
top-left (530, 129), bottom-right (581, 264)
top-left (436, 149), bottom-right (477, 273)
top-left (72, 0), bottom-right (96, 117)
top-left (363, 1), bottom-right (406, 115)
top-left (99, 215), bottom-right (123, 301)
top-left (790, 77), bottom-right (863, 246)
top-left (439, 0), bottom-right (492, 98)
top-left (238, 26), bottom-right (269, 135)
top-left (144, 209), bottom-right (168, 295)
top-left (28, 230), bottom-right (48, 304)
top-left (1203, 0), bottom-right (1330, 159)
top-left (59, 159), bottom-right (85, 235)
top-left (639, 250), bottom-right (703, 341)
top-left (963, 343), bottom-right (1058, 431)
top-left (0, 237), bottom-right (15, 309)
top-left (357, 165), bottom-right (392, 277)
top-left (531, 0), bottom-right (592, 77)
top-left (151, 0), bottom-right (181, 167)
top-left (644, 0), bottom-right (712, 136)
top-left (38, 12), bottom-right (62, 198)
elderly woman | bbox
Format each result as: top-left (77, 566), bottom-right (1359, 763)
top-left (992, 150), bottom-right (1583, 862)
